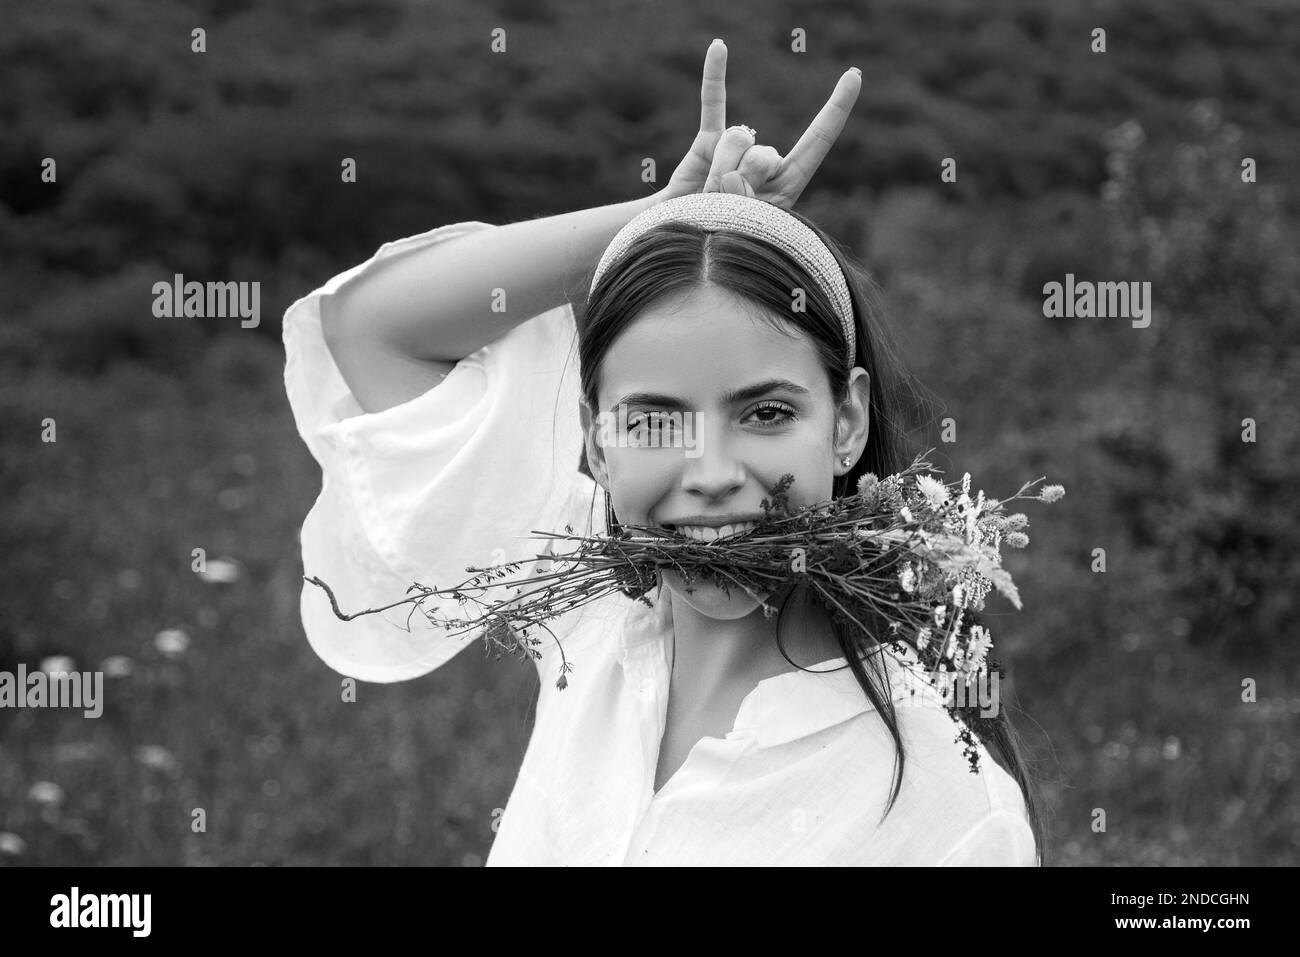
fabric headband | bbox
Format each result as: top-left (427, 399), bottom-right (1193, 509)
top-left (589, 191), bottom-right (857, 368)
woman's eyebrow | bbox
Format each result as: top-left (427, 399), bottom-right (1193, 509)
top-left (609, 379), bottom-right (813, 411)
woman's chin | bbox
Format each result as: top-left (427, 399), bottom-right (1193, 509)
top-left (661, 569), bottom-right (770, 620)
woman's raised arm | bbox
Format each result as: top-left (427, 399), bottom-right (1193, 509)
top-left (321, 194), bottom-right (657, 415)
top-left (320, 40), bottom-right (728, 416)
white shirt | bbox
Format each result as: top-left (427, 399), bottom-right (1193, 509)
top-left (282, 220), bottom-right (1040, 866)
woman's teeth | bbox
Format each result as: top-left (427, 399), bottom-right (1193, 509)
top-left (671, 522), bottom-right (756, 542)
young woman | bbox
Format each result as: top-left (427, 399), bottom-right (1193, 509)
top-left (283, 39), bottom-right (1043, 865)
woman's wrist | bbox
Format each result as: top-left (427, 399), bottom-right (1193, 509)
top-left (636, 189), bottom-right (669, 213)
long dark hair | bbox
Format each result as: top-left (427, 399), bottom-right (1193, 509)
top-left (569, 206), bottom-right (1046, 862)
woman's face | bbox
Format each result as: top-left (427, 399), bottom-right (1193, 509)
top-left (582, 283), bottom-right (870, 619)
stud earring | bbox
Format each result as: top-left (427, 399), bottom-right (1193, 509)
top-left (841, 455), bottom-right (853, 467)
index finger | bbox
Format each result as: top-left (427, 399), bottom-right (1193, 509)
top-left (700, 39), bottom-right (727, 133)
top-left (783, 69), bottom-right (861, 180)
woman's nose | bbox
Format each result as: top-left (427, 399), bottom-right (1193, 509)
top-left (677, 419), bottom-right (746, 497)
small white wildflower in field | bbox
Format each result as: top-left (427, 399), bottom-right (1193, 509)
top-left (38, 655), bottom-right (76, 674)
top-left (198, 558), bottom-right (242, 584)
top-left (27, 781), bottom-right (65, 806)
top-left (153, 628), bottom-right (191, 657)
top-left (134, 745), bottom-right (177, 773)
top-left (0, 833), bottom-right (26, 856)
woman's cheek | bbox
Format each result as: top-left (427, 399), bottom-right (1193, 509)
top-left (776, 434), bottom-right (838, 507)
top-left (610, 454), bottom-right (675, 525)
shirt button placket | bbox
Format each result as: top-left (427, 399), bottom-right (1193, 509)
top-left (620, 655), bottom-right (662, 864)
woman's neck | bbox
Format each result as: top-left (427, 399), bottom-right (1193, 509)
top-left (664, 583), bottom-right (845, 703)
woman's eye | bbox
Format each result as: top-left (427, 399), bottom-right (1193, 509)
top-left (622, 404), bottom-right (793, 445)
top-left (748, 402), bottom-right (797, 427)
top-left (625, 412), bottom-right (679, 445)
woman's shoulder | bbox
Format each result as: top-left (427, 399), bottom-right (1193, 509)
top-left (839, 666), bottom-right (1035, 862)
top-left (855, 649), bottom-right (1027, 820)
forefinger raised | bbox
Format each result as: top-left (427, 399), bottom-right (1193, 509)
top-left (700, 39), bottom-right (727, 133)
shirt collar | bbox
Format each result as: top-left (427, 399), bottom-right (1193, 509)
top-left (618, 587), bottom-right (942, 749)
top-left (735, 643), bottom-right (940, 748)
top-left (617, 582), bottom-right (673, 667)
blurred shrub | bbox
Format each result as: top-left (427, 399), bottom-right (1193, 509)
top-left (1095, 101), bottom-right (1300, 663)
top-left (1, 264), bottom-right (209, 377)
top-left (1011, 189), bottom-right (1114, 302)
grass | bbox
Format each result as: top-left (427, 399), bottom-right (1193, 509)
top-left (0, 342), bottom-right (539, 865)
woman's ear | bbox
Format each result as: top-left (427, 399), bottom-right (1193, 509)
top-left (833, 368), bottom-right (872, 469)
top-left (578, 398), bottom-right (611, 490)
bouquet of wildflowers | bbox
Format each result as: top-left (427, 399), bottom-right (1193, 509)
top-left (307, 449), bottom-right (1063, 770)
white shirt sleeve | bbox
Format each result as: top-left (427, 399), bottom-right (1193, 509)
top-left (282, 221), bottom-right (597, 683)
top-left (935, 808), bottom-right (1039, 866)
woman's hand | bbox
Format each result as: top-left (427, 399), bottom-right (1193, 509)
top-left (655, 39), bottom-right (862, 210)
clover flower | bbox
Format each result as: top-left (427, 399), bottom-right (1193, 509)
top-left (1039, 485), bottom-right (1065, 503)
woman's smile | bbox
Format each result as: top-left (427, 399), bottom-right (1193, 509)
top-left (658, 511), bottom-right (766, 542)
top-left (666, 520), bottom-right (759, 542)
